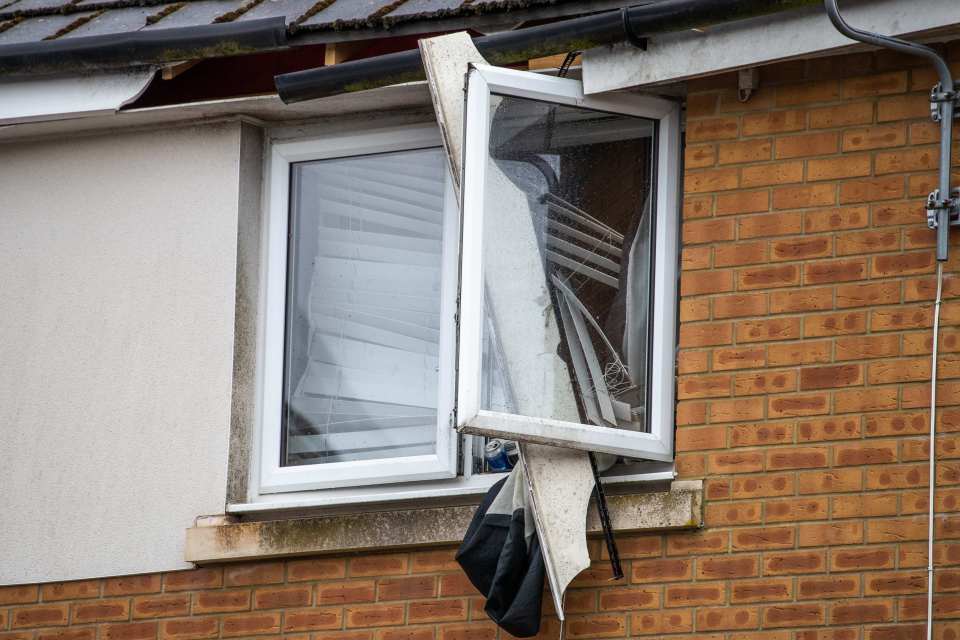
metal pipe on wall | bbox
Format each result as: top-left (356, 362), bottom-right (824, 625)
top-left (822, 3), bottom-right (958, 640)
top-left (824, 0), bottom-right (955, 261)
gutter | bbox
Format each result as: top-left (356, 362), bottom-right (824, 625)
top-left (274, 0), bottom-right (821, 103)
top-left (0, 16), bottom-right (287, 77)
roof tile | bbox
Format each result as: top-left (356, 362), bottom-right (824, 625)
top-left (0, 10), bottom-right (89, 42)
top-left (59, 5), bottom-right (153, 36)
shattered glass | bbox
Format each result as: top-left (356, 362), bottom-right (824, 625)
top-left (479, 94), bottom-right (656, 434)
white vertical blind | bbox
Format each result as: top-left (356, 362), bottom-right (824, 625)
top-left (284, 148), bottom-right (448, 465)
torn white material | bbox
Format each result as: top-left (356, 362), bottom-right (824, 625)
top-left (518, 443), bottom-right (594, 618)
top-left (483, 157), bottom-right (581, 423)
top-left (0, 68), bottom-right (157, 125)
top-left (481, 142), bottom-right (594, 619)
top-left (420, 33), bottom-right (594, 620)
top-left (582, 0), bottom-right (960, 94)
top-left (419, 31), bottom-right (594, 621)
top-left (418, 33), bottom-right (486, 198)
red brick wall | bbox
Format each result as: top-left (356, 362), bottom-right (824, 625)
top-left (674, 44), bottom-right (960, 639)
top-left (5, 46), bottom-right (960, 640)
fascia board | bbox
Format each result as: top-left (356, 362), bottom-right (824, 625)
top-left (582, 0), bottom-right (960, 94)
top-left (0, 67), bottom-right (156, 125)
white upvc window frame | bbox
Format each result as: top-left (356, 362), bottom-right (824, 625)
top-left (258, 124), bottom-right (461, 493)
top-left (455, 64), bottom-right (681, 462)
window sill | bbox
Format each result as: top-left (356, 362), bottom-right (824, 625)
top-left (229, 465), bottom-right (676, 514)
top-left (184, 480), bottom-right (702, 564)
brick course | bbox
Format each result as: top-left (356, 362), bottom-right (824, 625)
top-left (6, 46), bottom-right (960, 640)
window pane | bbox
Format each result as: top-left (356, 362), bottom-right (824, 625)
top-left (283, 147), bottom-right (447, 466)
top-left (480, 95), bottom-right (656, 433)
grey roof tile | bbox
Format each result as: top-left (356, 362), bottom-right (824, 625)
top-left (0, 10), bottom-right (90, 43)
top-left (385, 0), bottom-right (465, 18)
top-left (59, 5), bottom-right (153, 36)
top-left (2, 0), bottom-right (77, 14)
top-left (235, 0), bottom-right (317, 25)
top-left (140, 0), bottom-right (244, 29)
top-left (469, 0), bottom-right (563, 7)
top-left (298, 0), bottom-right (399, 28)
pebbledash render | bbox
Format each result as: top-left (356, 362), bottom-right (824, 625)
top-left (3, 42), bottom-right (960, 640)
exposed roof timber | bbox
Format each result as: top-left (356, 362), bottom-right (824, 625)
top-left (583, 0), bottom-right (960, 94)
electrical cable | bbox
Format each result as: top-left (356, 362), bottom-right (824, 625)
top-left (927, 261), bottom-right (944, 640)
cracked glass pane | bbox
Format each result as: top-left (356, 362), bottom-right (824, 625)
top-left (480, 94), bottom-right (656, 433)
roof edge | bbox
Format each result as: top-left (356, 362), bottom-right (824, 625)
top-left (0, 15), bottom-right (287, 77)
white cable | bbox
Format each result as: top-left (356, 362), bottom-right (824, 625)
top-left (928, 260), bottom-right (944, 640)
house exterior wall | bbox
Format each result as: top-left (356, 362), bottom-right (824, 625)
top-left (3, 46), bottom-right (960, 640)
top-left (0, 122), bottom-right (244, 584)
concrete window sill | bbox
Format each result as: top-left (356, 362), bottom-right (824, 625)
top-left (184, 480), bottom-right (702, 564)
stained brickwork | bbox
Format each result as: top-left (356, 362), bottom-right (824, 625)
top-left (5, 46), bottom-right (960, 640)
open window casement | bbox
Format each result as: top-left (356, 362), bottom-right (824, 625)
top-left (455, 64), bottom-right (681, 462)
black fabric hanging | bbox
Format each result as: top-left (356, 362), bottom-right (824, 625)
top-left (455, 470), bottom-right (544, 637)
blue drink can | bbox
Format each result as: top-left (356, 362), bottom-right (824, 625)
top-left (484, 439), bottom-right (514, 471)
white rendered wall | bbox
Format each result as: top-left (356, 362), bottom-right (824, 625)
top-left (0, 122), bottom-right (244, 584)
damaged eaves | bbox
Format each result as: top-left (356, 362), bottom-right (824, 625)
top-left (0, 15), bottom-right (286, 74)
top-left (0, 0), bottom-right (628, 50)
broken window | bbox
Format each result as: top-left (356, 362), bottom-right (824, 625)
top-left (456, 65), bottom-right (679, 461)
top-left (255, 67), bottom-right (679, 498)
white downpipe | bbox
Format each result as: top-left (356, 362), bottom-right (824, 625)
top-left (928, 260), bottom-right (944, 640)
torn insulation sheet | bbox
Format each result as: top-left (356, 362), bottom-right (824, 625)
top-left (419, 31), bottom-right (594, 621)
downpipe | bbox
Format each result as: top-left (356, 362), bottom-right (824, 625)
top-left (823, 2), bottom-right (958, 638)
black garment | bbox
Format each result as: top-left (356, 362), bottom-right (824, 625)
top-left (456, 472), bottom-right (545, 637)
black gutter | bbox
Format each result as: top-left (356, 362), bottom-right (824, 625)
top-left (0, 16), bottom-right (287, 76)
top-left (275, 0), bottom-right (821, 103)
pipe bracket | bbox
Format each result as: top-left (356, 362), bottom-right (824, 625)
top-left (926, 188), bottom-right (960, 229)
top-left (930, 82), bottom-right (960, 122)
